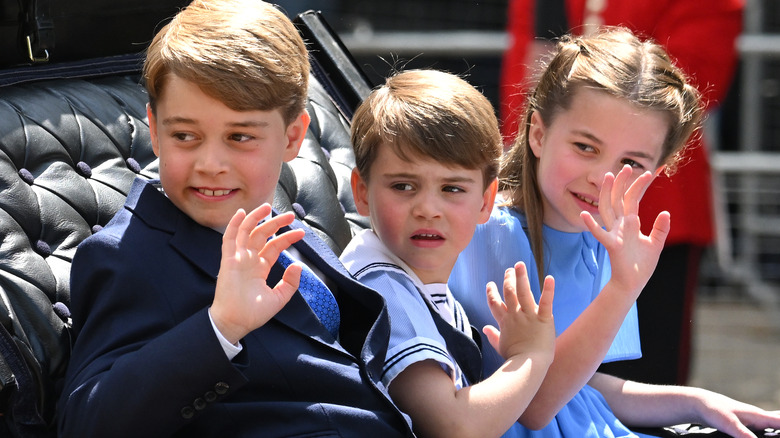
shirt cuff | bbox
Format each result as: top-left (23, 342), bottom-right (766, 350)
top-left (208, 308), bottom-right (243, 360)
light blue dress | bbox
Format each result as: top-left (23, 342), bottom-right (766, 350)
top-left (450, 206), bottom-right (656, 438)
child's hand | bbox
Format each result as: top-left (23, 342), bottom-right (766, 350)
top-left (580, 164), bottom-right (671, 297)
top-left (211, 205), bottom-right (305, 344)
top-left (483, 262), bottom-right (555, 363)
top-left (692, 389), bottom-right (780, 438)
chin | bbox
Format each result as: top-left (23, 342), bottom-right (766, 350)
top-left (193, 215), bottom-right (230, 232)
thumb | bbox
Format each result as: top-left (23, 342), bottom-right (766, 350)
top-left (649, 211), bottom-right (671, 245)
top-left (483, 325), bottom-right (501, 352)
top-left (275, 263), bottom-right (302, 304)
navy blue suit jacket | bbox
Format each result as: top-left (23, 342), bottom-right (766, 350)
top-left (58, 178), bottom-right (414, 437)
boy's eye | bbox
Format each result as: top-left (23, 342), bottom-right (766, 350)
top-left (228, 133), bottom-right (254, 142)
top-left (172, 132), bottom-right (196, 142)
top-left (442, 185), bottom-right (465, 193)
top-left (391, 183), bottom-right (414, 191)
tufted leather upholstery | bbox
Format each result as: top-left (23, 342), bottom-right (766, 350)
top-left (0, 74), bottom-right (160, 435)
top-left (0, 12), bottom-right (370, 434)
top-left (277, 76), bottom-right (370, 251)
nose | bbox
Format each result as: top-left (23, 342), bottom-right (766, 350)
top-left (411, 188), bottom-right (442, 220)
top-left (586, 161), bottom-right (621, 189)
top-left (193, 140), bottom-right (228, 175)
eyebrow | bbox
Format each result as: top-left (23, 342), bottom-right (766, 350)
top-left (382, 172), bottom-right (479, 184)
top-left (573, 129), bottom-right (658, 161)
top-left (161, 116), bottom-right (270, 128)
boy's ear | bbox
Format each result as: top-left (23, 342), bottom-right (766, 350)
top-left (528, 111), bottom-right (546, 158)
top-left (350, 168), bottom-right (371, 217)
top-left (147, 104), bottom-right (161, 157)
top-left (282, 110), bottom-right (311, 162)
top-left (478, 177), bottom-right (499, 224)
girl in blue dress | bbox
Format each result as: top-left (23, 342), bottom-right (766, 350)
top-left (450, 27), bottom-right (780, 438)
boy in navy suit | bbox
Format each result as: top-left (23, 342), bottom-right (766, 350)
top-left (57, 0), bottom-right (414, 436)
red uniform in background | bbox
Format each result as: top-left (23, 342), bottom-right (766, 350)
top-left (500, 0), bottom-right (743, 384)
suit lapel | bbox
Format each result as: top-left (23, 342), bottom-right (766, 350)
top-left (128, 179), bottom-right (223, 280)
top-left (169, 214), bottom-right (223, 280)
top-left (272, 218), bottom-right (390, 371)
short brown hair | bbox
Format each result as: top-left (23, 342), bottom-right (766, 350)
top-left (351, 69), bottom-right (502, 188)
top-left (143, 0), bottom-right (309, 125)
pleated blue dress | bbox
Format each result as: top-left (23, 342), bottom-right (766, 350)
top-left (450, 206), bottom-right (657, 438)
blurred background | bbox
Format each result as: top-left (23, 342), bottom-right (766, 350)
top-left (278, 0), bottom-right (780, 410)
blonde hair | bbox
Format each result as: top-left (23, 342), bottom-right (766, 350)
top-left (351, 69), bottom-right (502, 188)
top-left (502, 27), bottom-right (704, 282)
top-left (143, 0), bottom-right (309, 125)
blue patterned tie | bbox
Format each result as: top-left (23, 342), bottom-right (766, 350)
top-left (277, 250), bottom-right (340, 338)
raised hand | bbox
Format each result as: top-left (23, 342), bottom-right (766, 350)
top-left (580, 164), bottom-right (670, 297)
top-left (210, 205), bottom-right (305, 344)
top-left (483, 261), bottom-right (555, 362)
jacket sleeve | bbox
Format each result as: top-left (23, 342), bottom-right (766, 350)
top-left (58, 233), bottom-right (247, 438)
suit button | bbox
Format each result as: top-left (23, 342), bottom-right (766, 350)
top-left (214, 382), bottom-right (229, 395)
top-left (181, 406), bottom-right (195, 419)
top-left (193, 397), bottom-right (207, 410)
top-left (204, 391), bottom-right (217, 403)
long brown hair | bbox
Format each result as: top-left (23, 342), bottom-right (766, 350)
top-left (501, 27), bottom-right (704, 283)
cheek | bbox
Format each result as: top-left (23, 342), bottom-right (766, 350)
top-left (157, 152), bottom-right (182, 178)
top-left (535, 159), bottom-right (560, 193)
top-left (452, 218), bottom-right (479, 250)
top-left (370, 200), bottom-right (404, 240)
top-left (541, 155), bottom-right (578, 184)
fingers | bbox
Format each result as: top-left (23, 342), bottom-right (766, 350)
top-left (609, 166), bottom-right (629, 219)
top-left (725, 420), bottom-right (758, 438)
top-left (597, 171), bottom-right (616, 229)
top-left (244, 208), bottom-right (305, 260)
top-left (248, 209), bottom-right (295, 242)
top-left (512, 262), bottom-right (537, 312)
top-left (502, 263), bottom-right (521, 311)
top-left (223, 205), bottom-right (306, 270)
top-left (485, 281), bottom-right (506, 324)
top-left (600, 165), bottom-right (634, 227)
top-left (263, 229), bottom-right (306, 266)
top-left (489, 262), bottom-right (540, 318)
top-left (580, 211), bottom-right (604, 239)
top-left (624, 170), bottom-right (654, 214)
top-left (222, 208), bottom-right (248, 258)
top-left (537, 275), bottom-right (555, 320)
top-left (596, 166), bottom-right (655, 230)
top-left (236, 204), bottom-right (274, 251)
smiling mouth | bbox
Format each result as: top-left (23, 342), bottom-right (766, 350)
top-left (575, 193), bottom-right (599, 207)
top-left (197, 188), bottom-right (233, 197)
